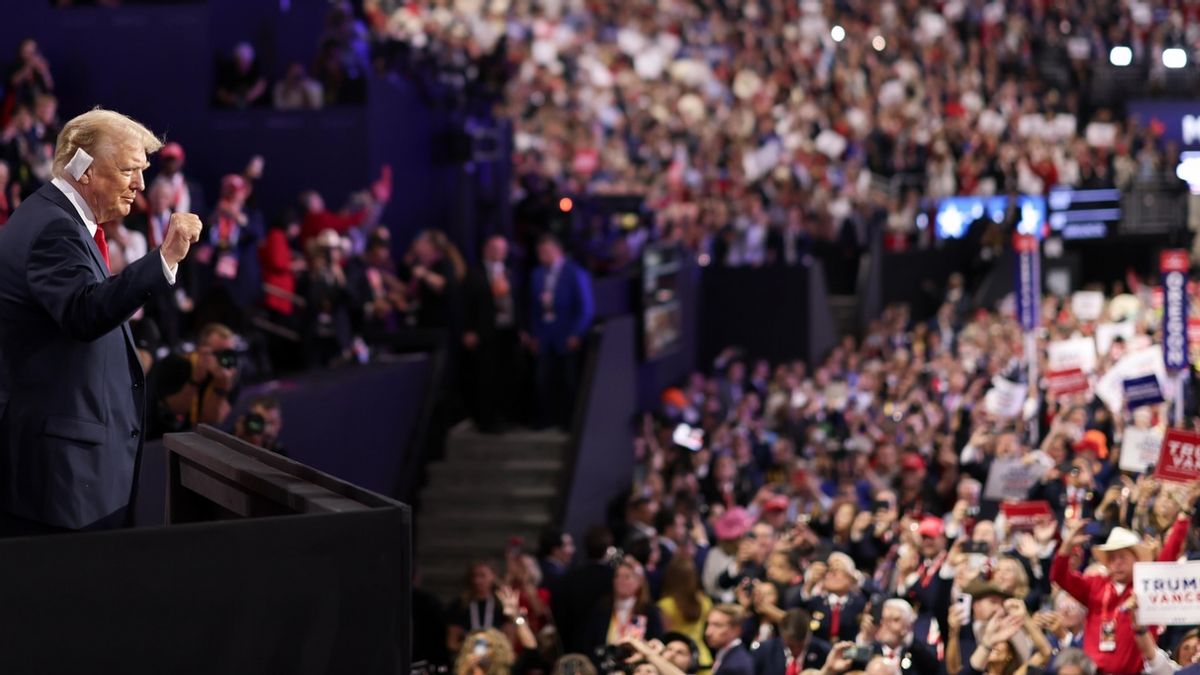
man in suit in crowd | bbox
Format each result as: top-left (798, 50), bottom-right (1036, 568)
top-left (805, 553), bottom-right (868, 643)
top-left (527, 233), bottom-right (594, 429)
top-left (752, 608), bottom-right (830, 675)
top-left (463, 234), bottom-right (521, 432)
top-left (855, 599), bottom-right (939, 675)
top-left (0, 108), bottom-right (203, 533)
top-left (707, 604), bottom-right (755, 675)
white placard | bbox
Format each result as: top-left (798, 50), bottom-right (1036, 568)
top-left (985, 377), bottom-right (1027, 419)
top-left (983, 456), bottom-right (1049, 501)
top-left (1134, 561), bottom-right (1200, 626)
top-left (1048, 337), bottom-right (1098, 374)
top-left (1072, 291), bottom-right (1106, 321)
top-left (1096, 345), bottom-right (1170, 413)
top-left (1096, 322), bottom-right (1137, 357)
top-left (1120, 426), bottom-right (1165, 473)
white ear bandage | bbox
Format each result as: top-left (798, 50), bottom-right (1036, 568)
top-left (65, 148), bottom-right (93, 180)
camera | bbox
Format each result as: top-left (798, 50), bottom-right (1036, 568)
top-left (243, 411), bottom-right (265, 435)
top-left (595, 643), bottom-right (637, 672)
top-left (846, 646), bottom-right (875, 664)
top-left (214, 348), bottom-right (239, 369)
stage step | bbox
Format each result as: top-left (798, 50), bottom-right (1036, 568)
top-left (415, 423), bottom-right (570, 601)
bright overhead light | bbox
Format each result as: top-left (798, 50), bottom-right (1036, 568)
top-left (872, 35), bottom-right (886, 51)
top-left (1109, 46), bottom-right (1132, 67)
top-left (1163, 47), bottom-right (1188, 69)
top-left (831, 25), bottom-right (845, 43)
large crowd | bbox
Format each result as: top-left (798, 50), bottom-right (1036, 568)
top-left (425, 278), bottom-right (1200, 675)
top-left (371, 0), bottom-right (1192, 266)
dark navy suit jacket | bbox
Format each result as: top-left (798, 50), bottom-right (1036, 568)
top-left (0, 183), bottom-right (171, 529)
top-left (713, 643), bottom-right (755, 675)
top-left (529, 259), bottom-right (594, 355)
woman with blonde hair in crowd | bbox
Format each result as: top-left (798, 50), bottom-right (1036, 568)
top-left (455, 628), bottom-right (516, 675)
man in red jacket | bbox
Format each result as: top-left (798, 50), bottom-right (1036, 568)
top-left (1052, 486), bottom-right (1197, 675)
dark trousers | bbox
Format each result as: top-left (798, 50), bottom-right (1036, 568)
top-left (467, 327), bottom-right (520, 432)
top-left (535, 347), bottom-right (580, 430)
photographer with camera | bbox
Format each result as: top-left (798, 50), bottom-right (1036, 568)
top-left (234, 396), bottom-right (284, 456)
top-left (853, 598), bottom-right (938, 675)
top-left (148, 322), bottom-right (240, 438)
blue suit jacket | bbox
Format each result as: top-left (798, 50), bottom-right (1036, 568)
top-left (529, 260), bottom-right (594, 355)
top-left (0, 183), bottom-right (171, 529)
top-left (713, 643), bottom-right (755, 675)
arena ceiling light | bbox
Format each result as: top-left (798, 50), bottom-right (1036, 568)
top-left (1109, 46), bottom-right (1132, 67)
top-left (1163, 47), bottom-right (1188, 69)
top-left (831, 25), bottom-right (846, 43)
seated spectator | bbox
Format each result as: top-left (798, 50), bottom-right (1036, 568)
top-left (213, 42), bottom-right (267, 109)
top-left (273, 62), bottom-right (324, 111)
top-left (147, 323), bottom-right (241, 439)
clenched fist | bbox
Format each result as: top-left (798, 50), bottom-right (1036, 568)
top-left (161, 213), bottom-right (203, 267)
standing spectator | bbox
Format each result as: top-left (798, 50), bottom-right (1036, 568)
top-left (348, 226), bottom-right (407, 344)
top-left (804, 553), bottom-right (866, 644)
top-left (536, 528), bottom-right (575, 591)
top-left (100, 217), bottom-right (147, 274)
top-left (192, 174), bottom-right (263, 332)
top-left (273, 62), bottom-right (324, 111)
top-left (298, 229), bottom-right (355, 367)
top-left (657, 556), bottom-right (714, 670)
top-left (446, 562), bottom-right (509, 655)
top-left (128, 180), bottom-right (190, 348)
top-left (463, 234), bottom-right (521, 432)
top-left (554, 526), bottom-right (616, 654)
top-left (0, 159), bottom-right (18, 226)
top-left (213, 42), bottom-right (268, 109)
top-left (581, 557), bottom-right (664, 660)
top-left (402, 229), bottom-right (466, 331)
top-left (527, 234), bottom-right (594, 429)
top-left (706, 604), bottom-right (754, 675)
top-left (4, 39), bottom-right (53, 115)
top-left (150, 141), bottom-right (205, 219)
top-left (854, 599), bottom-right (939, 675)
top-left (297, 165), bottom-right (390, 249)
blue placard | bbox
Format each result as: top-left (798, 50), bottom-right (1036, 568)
top-left (1124, 374), bottom-right (1165, 410)
top-left (1162, 250), bottom-right (1190, 371)
top-left (1014, 235), bottom-right (1041, 333)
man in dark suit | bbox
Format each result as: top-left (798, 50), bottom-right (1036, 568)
top-left (552, 526), bottom-right (615, 654)
top-left (752, 608), bottom-right (830, 675)
top-left (804, 552), bottom-right (867, 643)
top-left (856, 598), bottom-right (940, 675)
top-left (706, 604), bottom-right (755, 675)
top-left (463, 235), bottom-right (521, 432)
top-left (0, 109), bottom-right (202, 533)
top-left (527, 233), bottom-right (594, 429)
top-left (1028, 455), bottom-right (1099, 522)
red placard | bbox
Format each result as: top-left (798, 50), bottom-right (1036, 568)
top-left (1162, 250), bottom-right (1191, 274)
top-left (1155, 428), bottom-right (1200, 483)
top-left (1000, 501), bottom-right (1053, 531)
top-left (1046, 368), bottom-right (1089, 398)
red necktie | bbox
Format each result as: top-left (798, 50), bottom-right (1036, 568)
top-left (94, 228), bottom-right (111, 272)
top-left (829, 598), bottom-right (841, 640)
top-left (785, 654), bottom-right (799, 675)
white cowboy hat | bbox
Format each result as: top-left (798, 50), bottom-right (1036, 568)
top-left (1092, 527), bottom-right (1152, 564)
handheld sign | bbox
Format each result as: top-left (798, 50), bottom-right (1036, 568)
top-left (1154, 428), bottom-right (1200, 483)
top-left (1123, 374), bottom-right (1165, 410)
top-left (1162, 250), bottom-right (1190, 371)
top-left (1046, 367), bottom-right (1089, 398)
top-left (1000, 501), bottom-right (1053, 531)
top-left (1120, 427), bottom-right (1165, 474)
top-left (1134, 560), bottom-right (1200, 626)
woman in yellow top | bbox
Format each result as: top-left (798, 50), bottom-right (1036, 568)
top-left (657, 556), bottom-right (714, 672)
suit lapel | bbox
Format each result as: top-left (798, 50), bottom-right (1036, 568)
top-left (36, 184), bottom-right (109, 281)
top-left (37, 185), bottom-right (138, 355)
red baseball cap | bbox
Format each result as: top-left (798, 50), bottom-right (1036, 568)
top-left (160, 141), bottom-right (185, 162)
top-left (917, 516), bottom-right (944, 539)
top-left (763, 495), bottom-right (790, 512)
top-left (901, 454), bottom-right (927, 473)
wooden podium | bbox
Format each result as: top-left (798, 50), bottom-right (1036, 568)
top-left (0, 425), bottom-right (412, 674)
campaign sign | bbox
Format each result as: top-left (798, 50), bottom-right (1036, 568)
top-left (1162, 250), bottom-right (1189, 371)
top-left (984, 457), bottom-right (1048, 501)
top-left (1048, 338), bottom-right (1098, 374)
top-left (1014, 234), bottom-right (1040, 333)
top-left (1000, 501), bottom-right (1053, 531)
top-left (1046, 368), bottom-right (1089, 398)
top-left (1071, 291), bottom-right (1105, 322)
top-left (1124, 374), bottom-right (1165, 410)
top-left (1134, 560), bottom-right (1200, 626)
top-left (1120, 427), bottom-right (1165, 473)
top-left (1155, 428), bottom-right (1200, 483)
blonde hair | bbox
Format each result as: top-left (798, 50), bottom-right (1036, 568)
top-left (455, 628), bottom-right (514, 675)
top-left (52, 107), bottom-right (163, 179)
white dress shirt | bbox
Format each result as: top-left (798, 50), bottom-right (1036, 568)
top-left (51, 177), bottom-right (176, 284)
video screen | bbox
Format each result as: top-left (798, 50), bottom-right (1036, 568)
top-left (935, 195), bottom-right (1047, 239)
